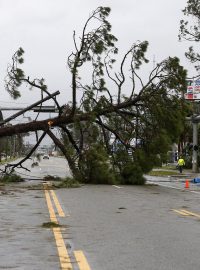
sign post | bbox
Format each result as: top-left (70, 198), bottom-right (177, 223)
top-left (184, 79), bottom-right (200, 173)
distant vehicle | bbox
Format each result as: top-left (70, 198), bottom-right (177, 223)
top-left (31, 161), bottom-right (39, 167)
top-left (43, 155), bottom-right (50, 160)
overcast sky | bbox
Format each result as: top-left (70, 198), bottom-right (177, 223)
top-left (0, 0), bottom-right (192, 104)
top-left (0, 0), bottom-right (194, 145)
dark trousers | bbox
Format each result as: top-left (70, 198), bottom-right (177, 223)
top-left (179, 165), bottom-right (183, 173)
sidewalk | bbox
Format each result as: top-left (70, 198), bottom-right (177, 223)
top-left (145, 169), bottom-right (200, 191)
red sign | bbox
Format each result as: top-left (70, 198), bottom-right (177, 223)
top-left (185, 93), bottom-right (194, 100)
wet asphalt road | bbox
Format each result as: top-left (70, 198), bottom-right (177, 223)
top-left (13, 156), bottom-right (71, 180)
top-left (56, 184), bottom-right (200, 270)
top-left (0, 157), bottom-right (69, 270)
top-left (0, 185), bottom-right (59, 270)
top-left (1, 158), bottom-right (200, 269)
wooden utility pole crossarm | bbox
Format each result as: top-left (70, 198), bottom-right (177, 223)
top-left (0, 90), bottom-right (60, 126)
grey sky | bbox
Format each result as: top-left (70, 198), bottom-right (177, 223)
top-left (0, 0), bottom-right (192, 117)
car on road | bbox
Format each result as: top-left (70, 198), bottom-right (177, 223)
top-left (43, 154), bottom-right (50, 160)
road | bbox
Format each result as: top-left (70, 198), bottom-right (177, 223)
top-left (13, 156), bottom-right (71, 179)
top-left (1, 157), bottom-right (200, 269)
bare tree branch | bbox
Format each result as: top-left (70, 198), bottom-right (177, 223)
top-left (2, 130), bottom-right (47, 174)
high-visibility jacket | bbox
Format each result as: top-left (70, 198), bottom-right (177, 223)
top-left (178, 158), bottom-right (185, 166)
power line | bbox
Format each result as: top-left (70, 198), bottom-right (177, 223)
top-left (0, 101), bottom-right (29, 105)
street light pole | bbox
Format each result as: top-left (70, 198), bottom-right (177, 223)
top-left (192, 119), bottom-right (198, 172)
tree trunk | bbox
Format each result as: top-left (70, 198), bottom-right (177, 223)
top-left (47, 130), bottom-right (82, 180)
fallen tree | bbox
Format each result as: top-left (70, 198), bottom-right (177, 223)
top-left (1, 7), bottom-right (189, 183)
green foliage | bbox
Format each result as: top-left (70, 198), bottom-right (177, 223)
top-left (0, 173), bottom-right (23, 183)
top-left (179, 0), bottom-right (200, 70)
top-left (5, 47), bottom-right (25, 99)
top-left (111, 147), bottom-right (152, 185)
top-left (133, 150), bottom-right (156, 174)
top-left (42, 175), bottom-right (80, 188)
top-left (132, 41), bottom-right (149, 69)
top-left (52, 177), bottom-right (81, 188)
top-left (184, 155), bottom-right (192, 169)
top-left (112, 145), bottom-right (131, 166)
top-left (5, 47), bottom-right (48, 99)
top-left (16, 47), bottom-right (24, 60)
top-left (120, 163), bottom-right (146, 185)
top-left (163, 57), bottom-right (187, 91)
top-left (184, 152), bottom-right (200, 169)
top-left (79, 145), bottom-right (116, 184)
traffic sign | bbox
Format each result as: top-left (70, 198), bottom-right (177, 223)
top-left (185, 79), bottom-right (200, 100)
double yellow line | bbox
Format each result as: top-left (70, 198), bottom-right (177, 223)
top-left (172, 208), bottom-right (200, 219)
top-left (43, 183), bottom-right (91, 270)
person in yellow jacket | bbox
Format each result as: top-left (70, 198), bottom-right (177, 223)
top-left (177, 156), bottom-right (185, 173)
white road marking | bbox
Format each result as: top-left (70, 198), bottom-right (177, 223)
top-left (112, 185), bottom-right (122, 189)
